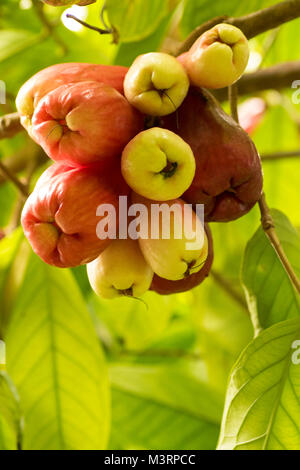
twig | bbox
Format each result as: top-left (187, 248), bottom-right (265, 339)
top-left (177, 0), bottom-right (300, 54)
top-left (175, 16), bottom-right (228, 56)
top-left (0, 113), bottom-right (23, 140)
top-left (259, 194), bottom-right (300, 296)
top-left (0, 159), bottom-right (29, 198)
top-left (211, 270), bottom-right (249, 312)
top-left (228, 84), bottom-right (239, 122)
top-left (66, 14), bottom-right (112, 35)
top-left (261, 150), bottom-right (300, 161)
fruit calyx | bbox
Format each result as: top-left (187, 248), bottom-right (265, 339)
top-left (160, 161), bottom-right (178, 179)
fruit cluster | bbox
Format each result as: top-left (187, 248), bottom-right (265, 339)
top-left (17, 24), bottom-right (263, 298)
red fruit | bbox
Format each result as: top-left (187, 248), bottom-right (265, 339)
top-left (21, 160), bottom-right (129, 268)
top-left (151, 224), bottom-right (213, 295)
top-left (31, 81), bottom-right (144, 166)
top-left (16, 63), bottom-right (128, 132)
top-left (161, 87), bottom-right (263, 222)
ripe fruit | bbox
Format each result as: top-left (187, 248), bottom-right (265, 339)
top-left (161, 87), bottom-right (263, 222)
top-left (180, 24), bottom-right (249, 89)
top-left (42, 1), bottom-right (96, 6)
top-left (16, 63), bottom-right (128, 134)
top-left (31, 81), bottom-right (144, 166)
top-left (87, 239), bottom-right (153, 299)
top-left (124, 52), bottom-right (189, 116)
top-left (121, 128), bottom-right (195, 201)
top-left (132, 194), bottom-right (208, 281)
top-left (21, 160), bottom-right (129, 268)
top-left (151, 224), bottom-right (213, 295)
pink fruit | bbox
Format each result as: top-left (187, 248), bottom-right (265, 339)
top-left (31, 81), bottom-right (144, 166)
top-left (21, 159), bottom-right (129, 268)
top-left (16, 63), bottom-right (128, 133)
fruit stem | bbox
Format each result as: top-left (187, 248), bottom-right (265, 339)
top-left (228, 81), bottom-right (300, 298)
top-left (259, 194), bottom-right (300, 296)
top-left (66, 14), bottom-right (113, 35)
top-left (228, 84), bottom-right (239, 122)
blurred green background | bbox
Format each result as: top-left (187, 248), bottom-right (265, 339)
top-left (0, 0), bottom-right (300, 450)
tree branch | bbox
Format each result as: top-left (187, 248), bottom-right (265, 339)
top-left (259, 194), bottom-right (300, 296)
top-left (178, 0), bottom-right (300, 54)
top-left (214, 60), bottom-right (300, 101)
top-left (261, 150), bottom-right (300, 161)
top-left (0, 113), bottom-right (23, 140)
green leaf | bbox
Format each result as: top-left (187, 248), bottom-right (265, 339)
top-left (114, 15), bottom-right (171, 66)
top-left (180, 0), bottom-right (279, 37)
top-left (106, 0), bottom-right (169, 43)
top-left (242, 210), bottom-right (300, 331)
top-left (0, 30), bottom-right (42, 63)
top-left (5, 253), bottom-right (110, 450)
top-left (218, 318), bottom-right (300, 450)
top-left (109, 362), bottom-right (222, 450)
top-left (0, 371), bottom-right (21, 450)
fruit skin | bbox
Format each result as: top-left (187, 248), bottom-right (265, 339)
top-left (124, 52), bottom-right (190, 116)
top-left (161, 87), bottom-right (263, 222)
top-left (31, 81), bottom-right (144, 166)
top-left (151, 224), bottom-right (213, 295)
top-left (16, 63), bottom-right (128, 133)
top-left (132, 194), bottom-right (208, 281)
top-left (121, 127), bottom-right (195, 202)
top-left (42, 1), bottom-right (96, 6)
top-left (21, 159), bottom-right (129, 268)
top-left (87, 239), bottom-right (153, 299)
top-left (181, 24), bottom-right (249, 90)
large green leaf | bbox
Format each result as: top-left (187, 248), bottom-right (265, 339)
top-left (0, 371), bottom-right (20, 450)
top-left (5, 252), bottom-right (110, 450)
top-left (242, 210), bottom-right (300, 331)
top-left (0, 229), bottom-right (29, 336)
top-left (218, 318), bottom-right (300, 450)
top-left (109, 362), bottom-right (222, 450)
top-left (106, 0), bottom-right (170, 43)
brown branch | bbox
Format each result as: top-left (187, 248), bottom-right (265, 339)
top-left (261, 150), bottom-right (300, 161)
top-left (211, 270), bottom-right (249, 312)
top-left (259, 194), bottom-right (300, 296)
top-left (214, 61), bottom-right (300, 101)
top-left (176, 16), bottom-right (228, 56)
top-left (178, 0), bottom-right (300, 54)
top-left (0, 113), bottom-right (23, 140)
